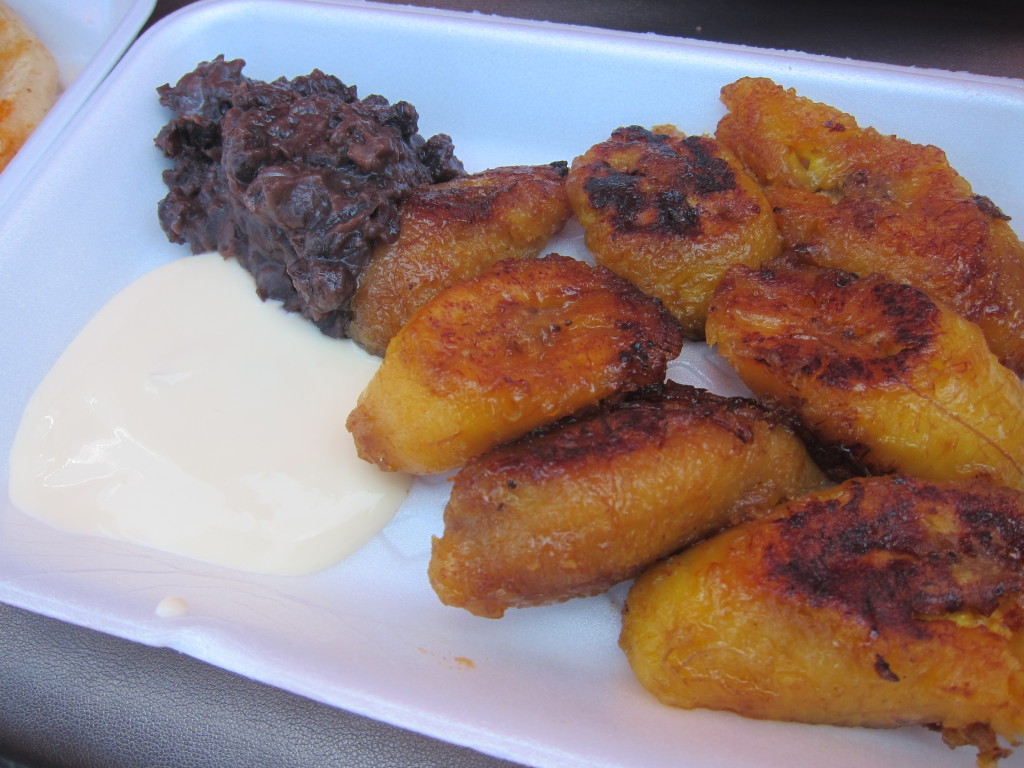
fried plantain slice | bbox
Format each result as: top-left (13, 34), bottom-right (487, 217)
top-left (346, 253), bottom-right (684, 475)
top-left (715, 76), bottom-right (1024, 375)
top-left (706, 257), bottom-right (1024, 489)
top-left (620, 474), bottom-right (1024, 768)
top-left (565, 125), bottom-right (782, 339)
top-left (428, 381), bottom-right (827, 618)
top-left (349, 162), bottom-right (572, 356)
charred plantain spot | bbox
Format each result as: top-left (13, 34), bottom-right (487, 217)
top-left (816, 355), bottom-right (872, 388)
top-left (618, 340), bottom-right (653, 370)
top-left (611, 125), bottom-right (668, 145)
top-left (791, 423), bottom-right (874, 483)
top-left (845, 197), bottom-right (884, 232)
top-left (874, 654), bottom-right (900, 682)
top-left (475, 382), bottom-right (781, 483)
top-left (477, 389), bottom-right (674, 482)
top-left (844, 168), bottom-right (870, 188)
top-left (679, 135), bottom-right (738, 196)
top-left (581, 128), bottom-right (737, 237)
top-left (824, 282), bottom-right (936, 386)
top-left (584, 168), bottom-right (702, 237)
top-left (745, 269), bottom-right (942, 390)
top-left (973, 194), bottom-right (1011, 221)
top-left (548, 160), bottom-right (569, 177)
top-left (765, 476), bottom-right (1024, 636)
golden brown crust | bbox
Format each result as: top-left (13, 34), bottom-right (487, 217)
top-left (715, 76), bottom-right (1024, 375)
top-left (346, 253), bottom-right (684, 475)
top-left (705, 256), bottom-right (1024, 489)
top-left (428, 381), bottom-right (826, 617)
top-left (349, 162), bottom-right (571, 356)
top-left (0, 1), bottom-right (59, 172)
top-left (566, 125), bottom-right (782, 339)
top-left (763, 476), bottom-right (1024, 633)
top-left (620, 474), bottom-right (1024, 766)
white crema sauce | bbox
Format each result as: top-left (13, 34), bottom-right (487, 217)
top-left (9, 253), bottom-right (410, 575)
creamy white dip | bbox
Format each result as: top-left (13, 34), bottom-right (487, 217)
top-left (9, 253), bottom-right (409, 575)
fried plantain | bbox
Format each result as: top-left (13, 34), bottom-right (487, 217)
top-left (565, 125), bottom-right (782, 339)
top-left (706, 257), bottom-right (1024, 489)
top-left (620, 474), bottom-right (1024, 768)
top-left (715, 76), bottom-right (1024, 375)
top-left (428, 381), bottom-right (827, 618)
top-left (0, 1), bottom-right (59, 173)
top-left (348, 162), bottom-right (572, 356)
top-left (346, 254), bottom-right (684, 475)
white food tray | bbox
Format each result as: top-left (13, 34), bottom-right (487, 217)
top-left (1, 1), bottom-right (1023, 766)
top-left (0, 0), bottom-right (156, 209)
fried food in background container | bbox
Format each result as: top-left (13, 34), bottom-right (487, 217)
top-left (349, 162), bottom-right (572, 356)
top-left (620, 474), bottom-right (1024, 768)
top-left (566, 125), bottom-right (782, 339)
top-left (715, 76), bottom-right (1024, 376)
top-left (0, 0), bottom-right (58, 172)
top-left (706, 257), bottom-right (1024, 488)
top-left (346, 253), bottom-right (683, 475)
top-left (429, 381), bottom-right (827, 618)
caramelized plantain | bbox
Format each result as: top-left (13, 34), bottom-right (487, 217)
top-left (715, 76), bottom-right (1024, 375)
top-left (349, 163), bottom-right (572, 356)
top-left (706, 257), bottom-right (1024, 489)
top-left (346, 254), bottom-right (683, 475)
top-left (620, 474), bottom-right (1024, 768)
top-left (428, 382), bottom-right (826, 618)
top-left (565, 125), bottom-right (782, 339)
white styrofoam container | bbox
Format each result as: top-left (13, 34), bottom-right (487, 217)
top-left (0, 0), bottom-right (156, 208)
top-left (2, 1), bottom-right (1023, 767)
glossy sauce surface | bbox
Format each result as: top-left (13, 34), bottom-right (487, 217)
top-left (9, 254), bottom-right (409, 575)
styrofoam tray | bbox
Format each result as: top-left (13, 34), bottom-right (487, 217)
top-left (0, 0), bottom-right (156, 209)
top-left (2, 1), bottom-right (1023, 766)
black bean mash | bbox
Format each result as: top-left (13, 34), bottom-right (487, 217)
top-left (155, 56), bottom-right (464, 337)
